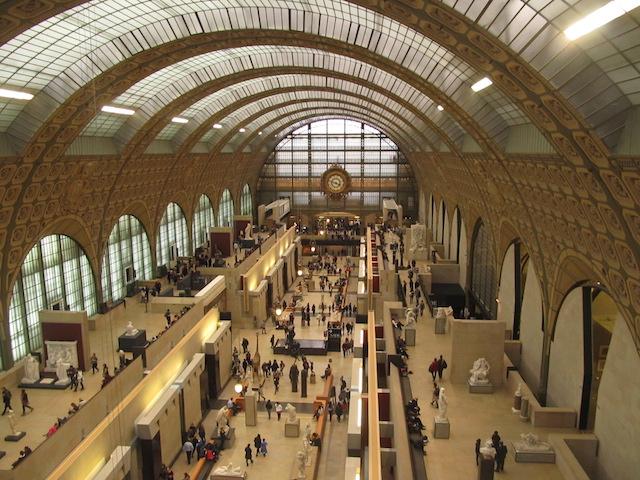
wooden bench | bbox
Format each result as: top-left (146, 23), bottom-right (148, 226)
top-left (312, 399), bottom-right (328, 445)
top-left (188, 458), bottom-right (206, 478)
top-left (317, 373), bottom-right (334, 401)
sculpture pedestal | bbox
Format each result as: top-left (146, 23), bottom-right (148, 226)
top-left (519, 398), bottom-right (530, 422)
top-left (5, 431), bottom-right (26, 442)
top-left (285, 418), bottom-right (300, 437)
top-left (433, 418), bottom-right (450, 439)
top-left (468, 380), bottom-right (494, 394)
top-left (513, 394), bottom-right (522, 411)
top-left (514, 446), bottom-right (555, 463)
top-left (118, 330), bottom-right (148, 352)
top-left (435, 317), bottom-right (447, 334)
top-left (477, 456), bottom-right (495, 480)
top-left (405, 326), bottom-right (416, 346)
top-left (244, 394), bottom-right (257, 427)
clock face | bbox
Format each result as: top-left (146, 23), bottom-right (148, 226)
top-left (327, 174), bottom-right (345, 192)
top-left (321, 165), bottom-right (351, 199)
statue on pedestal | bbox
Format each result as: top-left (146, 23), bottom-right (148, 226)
top-left (436, 387), bottom-right (448, 421)
top-left (295, 451), bottom-right (306, 479)
top-left (300, 367), bottom-right (308, 397)
top-left (469, 358), bottom-right (491, 385)
top-left (7, 409), bottom-right (17, 435)
top-left (285, 403), bottom-right (297, 423)
top-left (125, 321), bottom-right (139, 336)
top-left (515, 432), bottom-right (553, 452)
top-left (304, 423), bottom-right (312, 442)
top-left (405, 308), bottom-right (416, 326)
top-left (289, 363), bottom-right (299, 393)
top-left (22, 354), bottom-right (40, 384)
top-left (216, 406), bottom-right (230, 427)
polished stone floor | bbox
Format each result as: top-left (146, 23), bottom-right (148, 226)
top-left (170, 267), bottom-right (356, 479)
top-left (392, 232), bottom-right (574, 480)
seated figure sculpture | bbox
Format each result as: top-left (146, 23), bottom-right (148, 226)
top-left (469, 358), bottom-right (491, 385)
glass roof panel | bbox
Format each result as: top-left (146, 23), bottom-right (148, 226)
top-left (153, 73), bottom-right (435, 145)
top-left (0, 0), bottom-right (519, 143)
top-left (102, 46), bottom-right (453, 143)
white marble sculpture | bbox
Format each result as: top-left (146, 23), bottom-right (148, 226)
top-left (405, 308), bottom-right (416, 326)
top-left (22, 354), bottom-right (40, 383)
top-left (515, 433), bottom-right (553, 452)
top-left (245, 223), bottom-right (253, 239)
top-left (304, 423), bottom-right (312, 441)
top-left (7, 409), bottom-right (17, 435)
top-left (302, 439), bottom-right (311, 466)
top-left (515, 382), bottom-right (522, 397)
top-left (436, 387), bottom-right (448, 421)
top-left (55, 359), bottom-right (70, 382)
top-left (216, 406), bottom-right (230, 427)
top-left (125, 321), bottom-right (139, 336)
top-left (285, 403), bottom-right (297, 422)
top-left (469, 358), bottom-right (491, 385)
top-left (295, 451), bottom-right (307, 479)
top-left (45, 340), bottom-right (78, 372)
top-left (480, 441), bottom-right (496, 459)
top-left (409, 224), bottom-right (427, 254)
top-left (213, 463), bottom-right (243, 474)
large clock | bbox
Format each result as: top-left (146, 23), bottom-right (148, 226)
top-left (321, 166), bottom-right (352, 200)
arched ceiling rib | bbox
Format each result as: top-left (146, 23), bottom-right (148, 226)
top-left (0, 4), bottom-right (524, 148)
top-left (190, 91), bottom-right (430, 152)
top-left (206, 100), bottom-right (420, 153)
top-left (0, 0), bottom-right (636, 150)
top-left (158, 74), bottom-right (440, 147)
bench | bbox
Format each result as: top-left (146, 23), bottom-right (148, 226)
top-left (312, 399), bottom-right (328, 445)
top-left (317, 373), bottom-right (334, 401)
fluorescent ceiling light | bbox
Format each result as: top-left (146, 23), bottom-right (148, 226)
top-left (213, 123), bottom-right (223, 129)
top-left (0, 88), bottom-right (34, 100)
top-left (471, 77), bottom-right (493, 92)
top-left (437, 105), bottom-right (444, 111)
top-left (239, 128), bottom-right (246, 133)
top-left (258, 131), bottom-right (263, 135)
top-left (565, 0), bottom-right (640, 40)
top-left (101, 105), bottom-right (135, 115)
top-left (171, 117), bottom-right (188, 124)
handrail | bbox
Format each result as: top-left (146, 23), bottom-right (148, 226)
top-left (367, 310), bottom-right (382, 480)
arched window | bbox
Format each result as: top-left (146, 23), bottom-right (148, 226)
top-left (101, 215), bottom-right (152, 303)
top-left (218, 189), bottom-right (234, 227)
top-left (471, 221), bottom-right (497, 318)
top-left (157, 203), bottom-right (189, 266)
top-left (240, 184), bottom-right (253, 217)
top-left (257, 119), bottom-right (416, 215)
top-left (8, 235), bottom-right (97, 362)
top-left (192, 195), bottom-right (215, 250)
